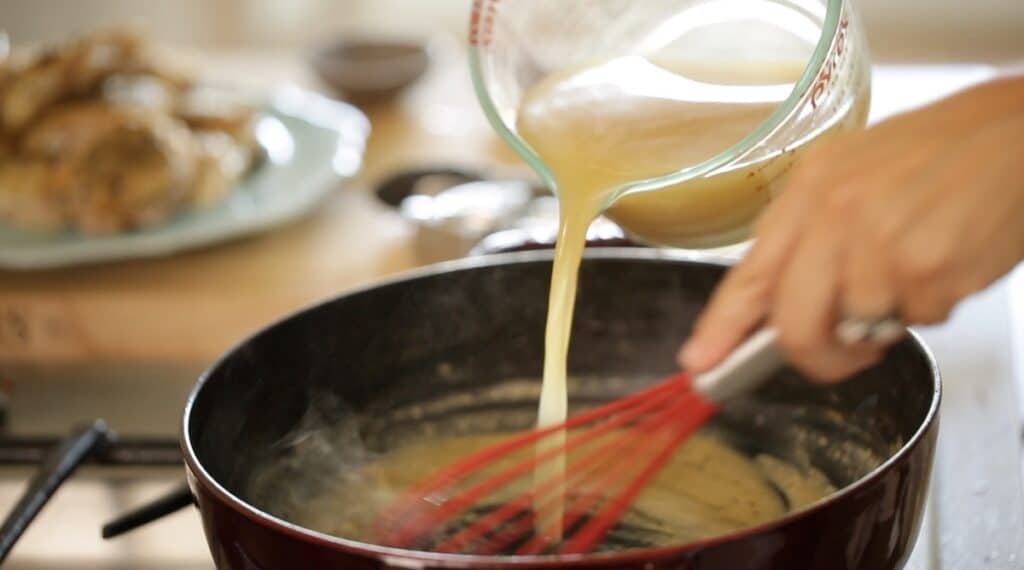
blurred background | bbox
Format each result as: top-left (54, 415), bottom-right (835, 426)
top-left (2, 0), bottom-right (1023, 60)
top-left (0, 1), bottom-right (1023, 568)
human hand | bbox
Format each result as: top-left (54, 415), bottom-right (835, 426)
top-left (680, 75), bottom-right (1024, 382)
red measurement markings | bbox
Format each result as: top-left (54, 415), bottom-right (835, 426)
top-left (811, 16), bottom-right (850, 110)
top-left (470, 0), bottom-right (502, 47)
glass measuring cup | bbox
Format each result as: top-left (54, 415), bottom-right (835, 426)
top-left (469, 0), bottom-right (871, 250)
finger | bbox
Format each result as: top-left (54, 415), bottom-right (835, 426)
top-left (792, 346), bottom-right (885, 384)
top-left (680, 135), bottom-right (868, 373)
top-left (888, 115), bottom-right (1024, 324)
top-left (842, 219), bottom-right (897, 324)
top-left (771, 210), bottom-right (863, 382)
top-left (882, 137), bottom-right (972, 324)
top-left (680, 184), bottom-right (817, 372)
top-left (678, 250), bottom-right (772, 372)
top-left (891, 225), bottom-right (958, 325)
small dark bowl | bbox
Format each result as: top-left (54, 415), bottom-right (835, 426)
top-left (310, 39), bottom-right (430, 104)
top-left (374, 166), bottom-right (484, 208)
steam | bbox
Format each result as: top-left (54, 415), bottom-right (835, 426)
top-left (246, 389), bottom-right (376, 522)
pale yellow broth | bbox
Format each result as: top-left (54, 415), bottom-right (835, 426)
top-left (515, 56), bottom-right (815, 538)
top-left (290, 432), bottom-right (835, 551)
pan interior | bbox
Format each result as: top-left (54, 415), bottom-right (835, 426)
top-left (186, 254), bottom-right (936, 555)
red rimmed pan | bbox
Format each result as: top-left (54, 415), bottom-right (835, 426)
top-left (182, 249), bottom-right (940, 569)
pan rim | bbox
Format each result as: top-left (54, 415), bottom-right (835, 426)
top-left (181, 248), bottom-right (942, 567)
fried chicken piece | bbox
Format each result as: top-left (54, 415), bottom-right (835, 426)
top-left (176, 86), bottom-right (258, 149)
top-left (21, 100), bottom-right (130, 158)
top-left (1, 28), bottom-right (192, 134)
top-left (0, 157), bottom-right (63, 232)
top-left (12, 101), bottom-right (196, 234)
top-left (71, 121), bottom-right (195, 233)
top-left (1, 51), bottom-right (65, 134)
top-left (102, 73), bottom-right (178, 114)
top-left (0, 29), bottom-right (261, 235)
top-left (190, 131), bottom-right (252, 209)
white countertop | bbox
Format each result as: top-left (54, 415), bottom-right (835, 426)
top-left (863, 63), bottom-right (1024, 570)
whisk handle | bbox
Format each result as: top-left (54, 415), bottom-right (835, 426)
top-left (692, 316), bottom-right (905, 403)
top-left (692, 328), bottom-right (783, 403)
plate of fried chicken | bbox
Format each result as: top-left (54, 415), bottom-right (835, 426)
top-left (0, 29), bottom-right (369, 269)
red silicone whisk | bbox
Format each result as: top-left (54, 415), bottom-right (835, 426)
top-left (372, 329), bottom-right (782, 555)
top-left (372, 319), bottom-right (901, 556)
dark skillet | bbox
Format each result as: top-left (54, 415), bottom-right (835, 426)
top-left (182, 249), bottom-right (940, 569)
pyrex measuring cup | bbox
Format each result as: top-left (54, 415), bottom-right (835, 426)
top-left (469, 0), bottom-right (871, 249)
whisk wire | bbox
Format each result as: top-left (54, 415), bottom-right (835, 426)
top-left (559, 394), bottom-right (717, 554)
top-left (518, 391), bottom-right (716, 554)
top-left (437, 382), bottom-right (691, 553)
top-left (375, 375), bottom-right (689, 547)
top-left (445, 398), bottom-right (671, 554)
top-left (374, 373), bottom-right (716, 554)
top-left (373, 375), bottom-right (686, 536)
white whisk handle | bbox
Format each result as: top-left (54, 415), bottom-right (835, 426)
top-left (692, 316), bottom-right (906, 403)
top-left (692, 328), bottom-right (783, 403)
